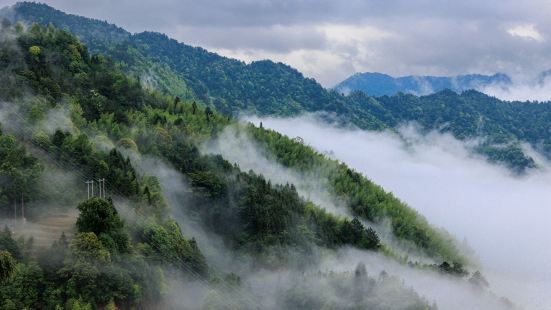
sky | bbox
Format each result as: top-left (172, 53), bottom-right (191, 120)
top-left (1, 0), bottom-right (551, 87)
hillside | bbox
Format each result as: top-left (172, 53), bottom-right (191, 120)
top-left (334, 72), bottom-right (512, 96)
top-left (0, 20), bottom-right (485, 309)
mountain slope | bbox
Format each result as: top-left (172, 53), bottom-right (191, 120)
top-left (0, 20), bottom-right (480, 309)
top-left (335, 71), bottom-right (512, 96)
top-left (0, 3), bottom-right (468, 265)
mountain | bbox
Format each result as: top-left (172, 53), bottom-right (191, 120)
top-left (3, 2), bottom-right (550, 174)
top-left (3, 2), bottom-right (350, 118)
top-left (334, 72), bottom-right (512, 96)
top-left (0, 18), bottom-right (481, 309)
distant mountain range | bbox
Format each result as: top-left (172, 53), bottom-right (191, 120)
top-left (334, 72), bottom-right (512, 96)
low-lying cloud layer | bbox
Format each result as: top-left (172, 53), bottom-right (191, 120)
top-left (480, 74), bottom-right (551, 102)
top-left (246, 115), bottom-right (551, 310)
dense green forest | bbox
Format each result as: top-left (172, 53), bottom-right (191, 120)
top-left (0, 19), bottom-right (483, 309)
top-left (5, 2), bottom-right (551, 172)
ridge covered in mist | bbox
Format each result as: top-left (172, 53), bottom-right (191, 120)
top-left (0, 17), bottom-right (516, 309)
top-left (334, 71), bottom-right (512, 97)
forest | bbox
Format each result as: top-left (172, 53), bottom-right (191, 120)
top-left (0, 19), bottom-right (497, 309)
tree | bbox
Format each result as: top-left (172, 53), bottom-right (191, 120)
top-left (0, 227), bottom-right (21, 259)
top-left (469, 270), bottom-right (489, 288)
top-left (364, 227), bottom-right (380, 249)
top-left (141, 220), bottom-right (208, 276)
top-left (0, 262), bottom-right (45, 309)
top-left (39, 232), bottom-right (69, 270)
top-left (71, 232), bottom-right (110, 262)
top-left (0, 250), bottom-right (16, 283)
top-left (76, 198), bottom-right (129, 253)
top-left (205, 106), bottom-right (213, 122)
top-left (0, 135), bottom-right (42, 216)
top-left (28, 45), bottom-right (41, 60)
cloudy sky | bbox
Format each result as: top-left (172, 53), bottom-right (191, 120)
top-left (1, 0), bottom-right (551, 86)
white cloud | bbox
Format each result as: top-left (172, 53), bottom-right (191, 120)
top-left (206, 23), bottom-right (392, 86)
top-left (478, 74), bottom-right (551, 101)
top-left (507, 24), bottom-right (544, 41)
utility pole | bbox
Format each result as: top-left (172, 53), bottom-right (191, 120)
top-left (21, 192), bottom-right (25, 223)
top-left (97, 179), bottom-right (101, 198)
top-left (97, 178), bottom-right (106, 198)
top-left (85, 180), bottom-right (94, 199)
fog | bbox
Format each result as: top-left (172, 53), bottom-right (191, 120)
top-left (480, 74), bottom-right (551, 102)
top-left (201, 124), bottom-right (451, 264)
top-left (201, 125), bottom-right (350, 217)
top-left (244, 115), bottom-right (551, 310)
top-left (127, 152), bottom-right (246, 271)
top-left (128, 146), bottom-right (437, 309)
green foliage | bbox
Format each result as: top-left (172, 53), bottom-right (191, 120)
top-left (7, 3), bottom-right (387, 130)
top-left (140, 220), bottom-right (208, 276)
top-left (71, 232), bottom-right (111, 262)
top-left (0, 227), bottom-right (21, 259)
top-left (28, 45), bottom-right (40, 56)
top-left (76, 198), bottom-right (129, 253)
top-left (0, 19), bottom-right (167, 122)
top-left (0, 20), bottom-right (431, 265)
top-left (13, 204), bottom-right (168, 309)
top-left (163, 137), bottom-right (381, 258)
top-left (0, 134), bottom-right (42, 215)
top-left (0, 250), bottom-right (16, 283)
top-left (50, 130), bottom-right (145, 201)
top-left (436, 261), bottom-right (468, 277)
top-left (477, 143), bottom-right (536, 172)
top-left (0, 262), bottom-right (45, 309)
top-left (65, 299), bottom-right (93, 310)
top-left (0, 18), bottom-right (475, 308)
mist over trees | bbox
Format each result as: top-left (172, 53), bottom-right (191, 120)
top-left (0, 20), bottom-right (476, 309)
top-left (0, 3), bottom-right (530, 309)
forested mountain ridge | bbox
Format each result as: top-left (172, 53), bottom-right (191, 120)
top-left (2, 2), bottom-right (344, 116)
top-left (0, 19), bottom-right (490, 308)
top-left (334, 71), bottom-right (512, 96)
top-left (5, 2), bottom-right (551, 173)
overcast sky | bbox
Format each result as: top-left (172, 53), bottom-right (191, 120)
top-left (1, 0), bottom-right (551, 86)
